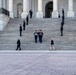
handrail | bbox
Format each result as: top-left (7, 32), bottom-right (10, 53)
top-left (0, 8), bottom-right (9, 16)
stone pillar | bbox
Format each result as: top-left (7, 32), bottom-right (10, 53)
top-left (3, 0), bottom-right (6, 9)
top-left (36, 0), bottom-right (43, 18)
top-left (8, 0), bottom-right (13, 18)
top-left (52, 0), bottom-right (58, 18)
top-left (21, 0), bottom-right (29, 18)
top-left (0, 0), bottom-right (2, 8)
top-left (67, 0), bottom-right (74, 17)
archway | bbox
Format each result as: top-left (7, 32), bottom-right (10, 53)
top-left (17, 3), bottom-right (23, 18)
top-left (45, 1), bottom-right (53, 18)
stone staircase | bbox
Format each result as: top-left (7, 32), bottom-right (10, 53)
top-left (0, 18), bottom-right (76, 50)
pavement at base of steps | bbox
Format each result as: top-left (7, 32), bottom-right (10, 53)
top-left (0, 51), bottom-right (76, 75)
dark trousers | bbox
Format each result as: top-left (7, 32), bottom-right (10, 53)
top-left (16, 45), bottom-right (21, 50)
top-left (20, 31), bottom-right (22, 36)
top-left (35, 36), bottom-right (37, 43)
top-left (26, 20), bottom-right (28, 25)
top-left (30, 14), bottom-right (32, 18)
top-left (61, 30), bottom-right (63, 36)
top-left (39, 36), bottom-right (42, 43)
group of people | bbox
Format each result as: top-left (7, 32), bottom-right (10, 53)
top-left (16, 9), bottom-right (66, 51)
top-left (19, 20), bottom-right (26, 36)
top-left (33, 30), bottom-right (44, 43)
top-left (16, 9), bottom-right (33, 50)
top-left (16, 20), bottom-right (26, 50)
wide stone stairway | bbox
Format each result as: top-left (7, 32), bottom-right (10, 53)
top-left (0, 18), bottom-right (76, 50)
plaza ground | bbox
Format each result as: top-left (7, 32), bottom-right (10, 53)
top-left (0, 51), bottom-right (76, 75)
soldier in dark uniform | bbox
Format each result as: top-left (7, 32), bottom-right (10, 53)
top-left (16, 39), bottom-right (21, 50)
top-left (23, 20), bottom-right (26, 30)
top-left (62, 9), bottom-right (65, 24)
top-left (33, 30), bottom-right (38, 43)
top-left (29, 9), bottom-right (33, 18)
top-left (38, 30), bottom-right (44, 43)
top-left (60, 25), bottom-right (63, 36)
top-left (26, 15), bottom-right (29, 25)
top-left (19, 24), bottom-right (22, 36)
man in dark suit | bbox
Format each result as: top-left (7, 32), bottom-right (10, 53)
top-left (33, 30), bottom-right (38, 43)
top-left (16, 39), bottom-right (21, 50)
top-left (19, 24), bottom-right (22, 36)
top-left (38, 30), bottom-right (44, 43)
top-left (23, 20), bottom-right (26, 30)
top-left (26, 15), bottom-right (29, 25)
top-left (29, 9), bottom-right (33, 18)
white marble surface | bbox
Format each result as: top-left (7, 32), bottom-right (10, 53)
top-left (0, 51), bottom-right (76, 75)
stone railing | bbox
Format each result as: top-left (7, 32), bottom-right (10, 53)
top-left (0, 8), bottom-right (9, 16)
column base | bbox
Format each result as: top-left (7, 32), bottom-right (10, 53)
top-left (52, 11), bottom-right (58, 18)
top-left (67, 11), bottom-right (74, 17)
top-left (36, 12), bottom-right (43, 18)
top-left (21, 12), bottom-right (28, 18)
top-left (10, 12), bottom-right (13, 18)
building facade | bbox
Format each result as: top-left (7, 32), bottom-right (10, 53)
top-left (0, 0), bottom-right (76, 31)
top-left (0, 0), bottom-right (76, 18)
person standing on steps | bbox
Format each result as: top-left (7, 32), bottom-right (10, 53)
top-left (50, 38), bottom-right (55, 50)
top-left (29, 9), bottom-right (33, 18)
top-left (16, 39), bottom-right (21, 50)
top-left (62, 9), bottom-right (65, 24)
top-left (23, 20), bottom-right (26, 30)
top-left (60, 25), bottom-right (63, 36)
top-left (38, 30), bottom-right (44, 43)
top-left (19, 24), bottom-right (22, 36)
top-left (26, 15), bottom-right (29, 25)
top-left (33, 30), bottom-right (38, 43)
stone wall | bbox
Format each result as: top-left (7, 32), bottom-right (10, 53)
top-left (0, 14), bottom-right (10, 31)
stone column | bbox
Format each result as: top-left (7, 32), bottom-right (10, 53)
top-left (3, 0), bottom-right (6, 9)
top-left (0, 0), bottom-right (2, 8)
top-left (67, 0), bottom-right (74, 17)
top-left (8, 0), bottom-right (13, 18)
top-left (52, 0), bottom-right (58, 18)
top-left (36, 0), bottom-right (43, 18)
top-left (21, 0), bottom-right (29, 18)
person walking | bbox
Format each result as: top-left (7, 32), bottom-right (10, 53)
top-left (50, 38), bottom-right (55, 50)
top-left (29, 9), bottom-right (33, 18)
top-left (33, 30), bottom-right (38, 43)
top-left (16, 39), bottom-right (21, 50)
top-left (26, 15), bottom-right (29, 25)
top-left (23, 20), bottom-right (26, 30)
top-left (38, 30), bottom-right (44, 43)
top-left (60, 25), bottom-right (63, 36)
top-left (19, 24), bottom-right (22, 36)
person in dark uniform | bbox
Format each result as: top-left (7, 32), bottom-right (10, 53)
top-left (33, 30), bottom-right (38, 43)
top-left (23, 20), bottom-right (26, 30)
top-left (38, 30), bottom-right (44, 43)
top-left (62, 9), bottom-right (65, 24)
top-left (29, 9), bottom-right (33, 18)
top-left (16, 39), bottom-right (21, 50)
top-left (60, 25), bottom-right (63, 36)
top-left (50, 38), bottom-right (55, 50)
top-left (26, 15), bottom-right (29, 25)
top-left (19, 24), bottom-right (22, 36)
